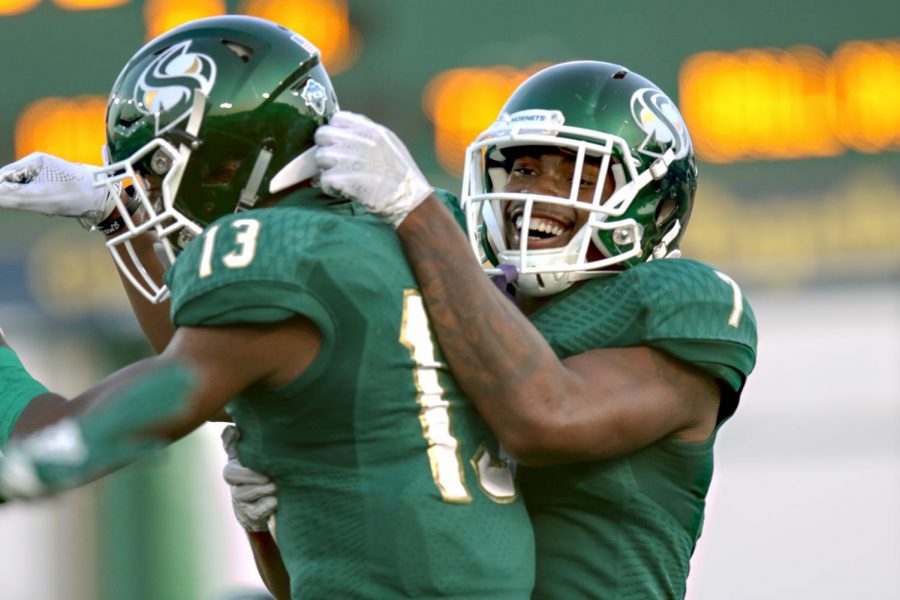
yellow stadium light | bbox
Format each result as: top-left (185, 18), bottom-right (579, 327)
top-left (239, 0), bottom-right (359, 74)
top-left (0, 0), bottom-right (40, 16)
top-left (144, 0), bottom-right (225, 41)
top-left (679, 39), bottom-right (900, 163)
top-left (15, 95), bottom-right (107, 165)
top-left (679, 46), bottom-right (842, 163)
top-left (423, 66), bottom-right (542, 176)
top-left (833, 39), bottom-right (900, 153)
top-left (51, 0), bottom-right (129, 10)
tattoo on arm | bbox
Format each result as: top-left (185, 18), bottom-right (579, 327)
top-left (398, 201), bottom-right (543, 398)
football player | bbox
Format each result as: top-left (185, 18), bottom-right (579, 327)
top-left (0, 16), bottom-right (535, 599)
top-left (313, 61), bottom-right (759, 599)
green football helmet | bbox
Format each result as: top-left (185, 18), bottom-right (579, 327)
top-left (95, 15), bottom-right (338, 302)
top-left (461, 60), bottom-right (697, 297)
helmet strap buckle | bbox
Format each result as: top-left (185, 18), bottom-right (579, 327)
top-left (651, 218), bottom-right (682, 259)
top-left (236, 147), bottom-right (273, 212)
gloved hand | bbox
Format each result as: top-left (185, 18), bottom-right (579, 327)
top-left (0, 152), bottom-right (115, 225)
top-left (314, 111), bottom-right (433, 228)
top-left (221, 425), bottom-right (277, 532)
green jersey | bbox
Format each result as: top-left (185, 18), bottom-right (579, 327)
top-left (166, 193), bottom-right (534, 599)
top-left (521, 258), bottom-right (757, 600)
top-left (0, 347), bottom-right (48, 447)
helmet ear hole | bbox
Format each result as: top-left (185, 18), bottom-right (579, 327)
top-left (655, 195), bottom-right (677, 227)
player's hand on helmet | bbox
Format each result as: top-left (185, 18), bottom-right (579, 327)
top-left (0, 152), bottom-right (116, 226)
top-left (221, 425), bottom-right (278, 532)
top-left (314, 111), bottom-right (433, 228)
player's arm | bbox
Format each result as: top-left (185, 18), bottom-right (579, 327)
top-left (314, 111), bottom-right (720, 467)
top-left (0, 153), bottom-right (175, 353)
top-left (0, 315), bottom-right (320, 497)
top-left (246, 531), bottom-right (291, 600)
top-left (395, 199), bottom-right (719, 466)
top-left (220, 425), bottom-right (290, 599)
top-left (0, 328), bottom-right (70, 445)
top-left (105, 224), bottom-right (175, 353)
top-left (138, 315), bottom-right (321, 440)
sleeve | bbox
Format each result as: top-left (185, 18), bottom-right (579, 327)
top-left (0, 347), bottom-right (49, 447)
top-left (165, 210), bottom-right (337, 345)
top-left (637, 260), bottom-right (758, 419)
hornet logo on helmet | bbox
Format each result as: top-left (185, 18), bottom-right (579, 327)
top-left (300, 79), bottom-right (328, 118)
top-left (630, 88), bottom-right (692, 161)
top-left (134, 41), bottom-right (217, 135)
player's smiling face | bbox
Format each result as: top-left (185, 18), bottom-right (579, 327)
top-left (501, 148), bottom-right (615, 250)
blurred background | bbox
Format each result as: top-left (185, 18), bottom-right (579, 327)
top-left (0, 0), bottom-right (898, 598)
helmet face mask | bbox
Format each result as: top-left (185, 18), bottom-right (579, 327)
top-left (462, 61), bottom-right (697, 297)
top-left (96, 136), bottom-right (197, 301)
top-left (94, 16), bottom-right (339, 302)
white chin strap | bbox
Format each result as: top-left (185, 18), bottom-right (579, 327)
top-left (649, 218), bottom-right (681, 260)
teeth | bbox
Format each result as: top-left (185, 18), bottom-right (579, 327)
top-left (512, 215), bottom-right (568, 239)
top-left (536, 219), bottom-right (564, 235)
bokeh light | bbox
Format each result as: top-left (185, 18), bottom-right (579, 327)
top-left (15, 95), bottom-right (107, 164)
top-left (51, 0), bottom-right (129, 10)
top-left (833, 39), bottom-right (900, 153)
top-left (143, 0), bottom-right (225, 40)
top-left (680, 40), bottom-right (900, 163)
top-left (239, 0), bottom-right (359, 74)
top-left (680, 46), bottom-right (841, 163)
top-left (0, 0), bottom-right (40, 16)
top-left (423, 66), bottom-right (541, 176)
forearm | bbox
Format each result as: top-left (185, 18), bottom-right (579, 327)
top-left (396, 197), bottom-right (569, 456)
top-left (8, 359), bottom-right (199, 444)
top-left (313, 112), bottom-right (585, 461)
top-left (117, 274), bottom-right (175, 354)
top-left (106, 230), bottom-right (175, 353)
top-left (10, 393), bottom-right (75, 440)
top-left (246, 530), bottom-right (291, 600)
top-left (0, 334), bottom-right (135, 446)
top-left (0, 359), bottom-right (198, 499)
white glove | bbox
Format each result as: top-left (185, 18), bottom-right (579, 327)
top-left (314, 111), bottom-right (432, 228)
top-left (221, 425), bottom-right (277, 532)
top-left (0, 152), bottom-right (115, 225)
